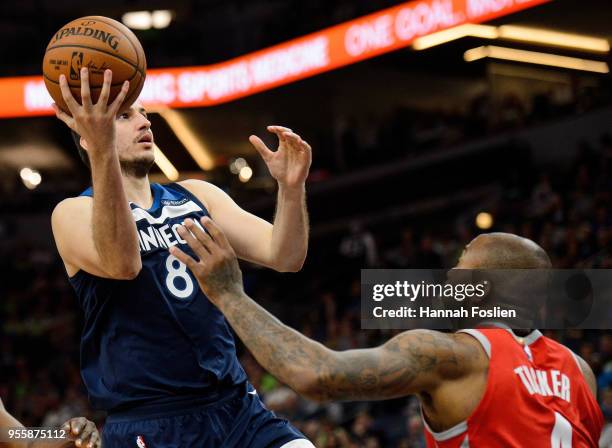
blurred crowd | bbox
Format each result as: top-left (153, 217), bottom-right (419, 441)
top-left (314, 79), bottom-right (612, 175)
top-left (2, 131), bottom-right (612, 447)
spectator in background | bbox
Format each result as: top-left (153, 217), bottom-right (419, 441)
top-left (339, 221), bottom-right (379, 268)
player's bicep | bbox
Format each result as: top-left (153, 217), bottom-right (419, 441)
top-left (323, 330), bottom-right (479, 401)
top-left (213, 201), bottom-right (274, 267)
top-left (180, 180), bottom-right (275, 268)
top-left (51, 198), bottom-right (110, 278)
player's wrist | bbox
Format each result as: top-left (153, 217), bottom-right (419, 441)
top-left (277, 182), bottom-right (306, 199)
top-left (208, 287), bottom-right (246, 308)
top-left (87, 142), bottom-right (118, 161)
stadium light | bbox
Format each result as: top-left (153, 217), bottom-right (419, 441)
top-left (155, 108), bottom-right (215, 171)
top-left (413, 24), bottom-right (498, 50)
top-left (413, 24), bottom-right (610, 54)
top-left (229, 157), bottom-right (247, 174)
top-left (476, 212), bottom-right (493, 230)
top-left (20, 167), bottom-right (42, 190)
top-left (498, 25), bottom-right (610, 53)
top-left (122, 10), bottom-right (173, 30)
top-left (239, 166), bottom-right (253, 183)
top-left (151, 10), bottom-right (173, 29)
top-left (464, 46), bottom-right (610, 74)
top-left (122, 11), bottom-right (152, 30)
top-left (153, 144), bottom-right (179, 181)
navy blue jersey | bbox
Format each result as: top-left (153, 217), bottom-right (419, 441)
top-left (69, 182), bottom-right (247, 412)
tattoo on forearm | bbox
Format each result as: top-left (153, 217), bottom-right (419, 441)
top-left (220, 294), bottom-right (479, 401)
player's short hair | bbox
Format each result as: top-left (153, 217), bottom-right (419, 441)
top-left (71, 130), bottom-right (91, 170)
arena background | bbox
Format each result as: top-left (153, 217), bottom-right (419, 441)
top-left (1, 0), bottom-right (612, 446)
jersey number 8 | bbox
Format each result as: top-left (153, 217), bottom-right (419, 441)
top-left (165, 254), bottom-right (195, 299)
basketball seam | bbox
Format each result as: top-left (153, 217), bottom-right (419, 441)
top-left (42, 72), bottom-right (136, 87)
top-left (45, 44), bottom-right (145, 78)
top-left (79, 16), bottom-right (142, 70)
top-left (122, 72), bottom-right (144, 109)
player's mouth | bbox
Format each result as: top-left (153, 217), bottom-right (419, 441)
top-left (136, 132), bottom-right (154, 148)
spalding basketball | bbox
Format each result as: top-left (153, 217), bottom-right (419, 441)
top-left (43, 16), bottom-right (146, 113)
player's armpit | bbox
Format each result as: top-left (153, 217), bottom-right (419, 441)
top-left (178, 180), bottom-right (282, 270)
top-left (52, 197), bottom-right (138, 279)
top-left (305, 330), bottom-right (485, 402)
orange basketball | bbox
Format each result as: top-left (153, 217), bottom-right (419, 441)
top-left (42, 16), bottom-right (146, 114)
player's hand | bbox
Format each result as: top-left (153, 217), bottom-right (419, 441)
top-left (249, 126), bottom-right (312, 190)
top-left (52, 68), bottom-right (129, 155)
top-left (169, 217), bottom-right (244, 303)
top-left (61, 417), bottom-right (101, 448)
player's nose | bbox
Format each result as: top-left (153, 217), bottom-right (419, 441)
top-left (136, 114), bottom-right (151, 131)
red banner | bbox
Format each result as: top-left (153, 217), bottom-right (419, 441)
top-left (0, 0), bottom-right (549, 118)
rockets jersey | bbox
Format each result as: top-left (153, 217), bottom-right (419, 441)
top-left (424, 329), bottom-right (603, 448)
top-left (68, 182), bottom-right (247, 412)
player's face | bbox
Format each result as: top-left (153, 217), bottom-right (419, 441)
top-left (115, 103), bottom-right (155, 177)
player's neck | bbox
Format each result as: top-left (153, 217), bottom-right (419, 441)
top-left (122, 174), bottom-right (154, 209)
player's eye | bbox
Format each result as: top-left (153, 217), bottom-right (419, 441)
top-left (118, 112), bottom-right (130, 120)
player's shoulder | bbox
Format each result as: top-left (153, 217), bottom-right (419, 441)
top-left (178, 179), bottom-right (222, 194)
top-left (51, 196), bottom-right (92, 227)
top-left (573, 352), bottom-right (597, 397)
top-left (178, 179), bottom-right (228, 210)
top-left (52, 196), bottom-right (92, 215)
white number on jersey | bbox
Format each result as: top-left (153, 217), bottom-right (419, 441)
top-left (551, 411), bottom-right (572, 448)
top-left (165, 254), bottom-right (194, 299)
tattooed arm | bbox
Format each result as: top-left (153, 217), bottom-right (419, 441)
top-left (170, 217), bottom-right (481, 402)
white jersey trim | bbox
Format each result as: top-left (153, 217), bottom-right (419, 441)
top-left (458, 329), bottom-right (491, 358)
top-left (279, 439), bottom-right (316, 448)
top-left (421, 407), bottom-right (469, 442)
top-left (522, 329), bottom-right (543, 345)
top-left (131, 201), bottom-right (202, 225)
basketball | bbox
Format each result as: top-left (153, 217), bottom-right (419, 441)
top-left (42, 16), bottom-right (146, 113)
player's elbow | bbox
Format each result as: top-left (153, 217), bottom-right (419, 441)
top-left (288, 368), bottom-right (336, 403)
top-left (276, 261), bottom-right (303, 273)
top-left (107, 260), bottom-right (142, 280)
top-left (274, 254), bottom-right (306, 273)
top-left (291, 371), bottom-right (326, 402)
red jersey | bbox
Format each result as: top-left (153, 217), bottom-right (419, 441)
top-left (424, 329), bottom-right (603, 447)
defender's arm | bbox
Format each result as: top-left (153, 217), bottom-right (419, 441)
top-left (212, 293), bottom-right (476, 401)
top-left (170, 217), bottom-right (479, 402)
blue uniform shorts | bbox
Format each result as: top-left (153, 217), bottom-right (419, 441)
top-left (102, 383), bottom-right (305, 448)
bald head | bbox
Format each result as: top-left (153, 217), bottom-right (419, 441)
top-left (457, 233), bottom-right (551, 269)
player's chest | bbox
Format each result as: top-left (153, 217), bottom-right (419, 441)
top-left (131, 199), bottom-right (209, 256)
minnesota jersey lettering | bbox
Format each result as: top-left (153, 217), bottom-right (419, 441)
top-left (69, 182), bottom-right (247, 411)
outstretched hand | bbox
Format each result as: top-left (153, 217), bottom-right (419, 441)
top-left (169, 217), bottom-right (244, 303)
top-left (249, 126), bottom-right (312, 189)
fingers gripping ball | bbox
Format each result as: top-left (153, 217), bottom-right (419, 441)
top-left (43, 16), bottom-right (147, 113)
